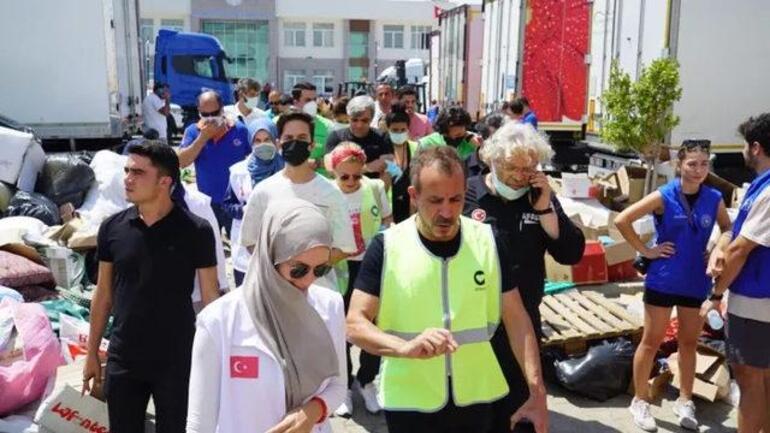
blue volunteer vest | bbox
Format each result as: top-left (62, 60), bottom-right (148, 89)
top-left (645, 179), bottom-right (722, 299)
top-left (730, 169), bottom-right (770, 298)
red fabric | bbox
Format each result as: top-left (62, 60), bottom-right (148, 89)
top-left (331, 147), bottom-right (367, 169)
top-left (521, 0), bottom-right (590, 122)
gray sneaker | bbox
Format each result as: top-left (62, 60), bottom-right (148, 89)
top-left (629, 397), bottom-right (657, 432)
top-left (673, 398), bottom-right (698, 431)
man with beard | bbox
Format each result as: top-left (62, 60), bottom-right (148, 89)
top-left (702, 113), bottom-right (770, 433)
top-left (347, 146), bottom-right (548, 433)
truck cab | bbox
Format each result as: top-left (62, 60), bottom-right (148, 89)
top-left (153, 29), bottom-right (234, 127)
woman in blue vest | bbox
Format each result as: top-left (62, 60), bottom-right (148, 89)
top-left (615, 141), bottom-right (732, 432)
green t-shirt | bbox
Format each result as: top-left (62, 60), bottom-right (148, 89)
top-left (418, 132), bottom-right (475, 160)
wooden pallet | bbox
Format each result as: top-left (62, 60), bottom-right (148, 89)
top-left (540, 290), bottom-right (643, 354)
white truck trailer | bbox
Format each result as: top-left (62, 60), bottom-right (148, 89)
top-left (0, 0), bottom-right (143, 145)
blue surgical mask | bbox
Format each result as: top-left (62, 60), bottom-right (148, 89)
top-left (491, 168), bottom-right (529, 201)
top-left (252, 142), bottom-right (276, 161)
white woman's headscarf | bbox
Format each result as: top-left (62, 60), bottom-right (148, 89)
top-left (241, 198), bottom-right (338, 411)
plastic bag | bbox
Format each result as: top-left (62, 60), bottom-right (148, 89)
top-left (555, 338), bottom-right (635, 401)
top-left (35, 153), bottom-right (95, 207)
top-left (5, 190), bottom-right (61, 226)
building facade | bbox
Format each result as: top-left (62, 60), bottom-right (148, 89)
top-left (140, 0), bottom-right (436, 93)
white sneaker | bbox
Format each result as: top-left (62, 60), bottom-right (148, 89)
top-left (333, 390), bottom-right (353, 417)
top-left (629, 397), bottom-right (657, 432)
top-left (673, 398), bottom-right (698, 431)
top-left (359, 382), bottom-right (382, 414)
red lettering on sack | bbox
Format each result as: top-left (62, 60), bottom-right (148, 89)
top-left (50, 402), bottom-right (110, 433)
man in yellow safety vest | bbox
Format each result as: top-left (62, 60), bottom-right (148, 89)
top-left (346, 146), bottom-right (548, 433)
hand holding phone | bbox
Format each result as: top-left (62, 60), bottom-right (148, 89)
top-left (529, 171), bottom-right (551, 210)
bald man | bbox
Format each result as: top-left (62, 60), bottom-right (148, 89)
top-left (178, 91), bottom-right (250, 235)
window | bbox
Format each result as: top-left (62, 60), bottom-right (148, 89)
top-left (284, 70), bottom-right (306, 92)
top-left (201, 20), bottom-right (269, 81)
top-left (160, 19), bottom-right (184, 32)
top-left (347, 66), bottom-right (367, 82)
top-left (383, 25), bottom-right (404, 49)
top-left (411, 25), bottom-right (431, 50)
top-left (171, 55), bottom-right (226, 80)
top-left (284, 22), bottom-right (306, 47)
top-left (313, 70), bottom-right (334, 94)
top-left (313, 23), bottom-right (334, 48)
top-left (349, 32), bottom-right (368, 58)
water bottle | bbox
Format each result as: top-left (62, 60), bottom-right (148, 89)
top-left (707, 309), bottom-right (724, 330)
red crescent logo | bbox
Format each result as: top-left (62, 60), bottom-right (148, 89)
top-left (471, 208), bottom-right (487, 222)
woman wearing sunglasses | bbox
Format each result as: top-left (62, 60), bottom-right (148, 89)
top-left (615, 141), bottom-right (732, 432)
top-left (187, 199), bottom-right (346, 433)
top-left (329, 142), bottom-right (393, 416)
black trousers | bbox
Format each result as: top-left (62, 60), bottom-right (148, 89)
top-left (343, 260), bottom-right (380, 387)
top-left (210, 202), bottom-right (232, 239)
top-left (385, 394), bottom-right (494, 433)
top-left (490, 295), bottom-right (543, 433)
top-left (105, 358), bottom-right (190, 433)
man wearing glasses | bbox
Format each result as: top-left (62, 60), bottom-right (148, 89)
top-left (178, 90), bottom-right (251, 235)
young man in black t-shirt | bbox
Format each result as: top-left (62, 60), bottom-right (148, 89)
top-left (83, 142), bottom-right (219, 433)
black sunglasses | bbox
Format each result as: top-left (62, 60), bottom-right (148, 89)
top-left (199, 109), bottom-right (222, 118)
top-left (339, 174), bottom-right (363, 181)
top-left (288, 262), bottom-right (332, 279)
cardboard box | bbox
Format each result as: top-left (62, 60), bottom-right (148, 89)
top-left (562, 173), bottom-right (593, 198)
top-left (668, 350), bottom-right (731, 402)
top-left (545, 241), bottom-right (608, 285)
top-left (607, 260), bottom-right (638, 282)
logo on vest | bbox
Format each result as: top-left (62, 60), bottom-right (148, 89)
top-left (699, 214), bottom-right (713, 229)
top-left (473, 270), bottom-right (486, 288)
top-left (371, 205), bottom-right (380, 217)
top-left (233, 138), bottom-right (243, 147)
top-left (471, 208), bottom-right (487, 222)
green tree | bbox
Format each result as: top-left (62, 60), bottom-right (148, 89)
top-left (601, 58), bottom-right (682, 195)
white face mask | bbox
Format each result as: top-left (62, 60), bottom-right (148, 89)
top-left (491, 168), bottom-right (530, 201)
top-left (205, 115), bottom-right (225, 128)
top-left (245, 96), bottom-right (260, 109)
top-left (303, 100), bottom-right (318, 117)
top-left (389, 131), bottom-right (409, 145)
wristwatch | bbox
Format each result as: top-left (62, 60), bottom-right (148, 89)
top-left (533, 207), bottom-right (553, 216)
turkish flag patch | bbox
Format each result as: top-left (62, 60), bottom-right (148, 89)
top-left (230, 356), bottom-right (259, 378)
top-left (471, 208), bottom-right (487, 222)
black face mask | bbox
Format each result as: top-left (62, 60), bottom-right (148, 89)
top-left (445, 135), bottom-right (466, 148)
top-left (281, 140), bottom-right (311, 166)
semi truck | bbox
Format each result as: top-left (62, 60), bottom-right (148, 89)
top-left (480, 0), bottom-right (591, 141)
top-left (0, 0), bottom-right (144, 146)
top-left (0, 0), bottom-right (235, 147)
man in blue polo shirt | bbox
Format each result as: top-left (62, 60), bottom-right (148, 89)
top-left (178, 91), bottom-right (250, 235)
top-left (702, 113), bottom-right (770, 433)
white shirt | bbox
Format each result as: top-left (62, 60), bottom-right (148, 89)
top-left (728, 185), bottom-right (770, 323)
top-left (186, 286), bottom-right (347, 433)
top-left (183, 185), bottom-right (229, 301)
top-left (337, 179), bottom-right (392, 261)
top-left (239, 171), bottom-right (357, 255)
top-left (226, 160), bottom-right (253, 273)
top-left (142, 92), bottom-right (167, 139)
top-left (224, 104), bottom-right (266, 124)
